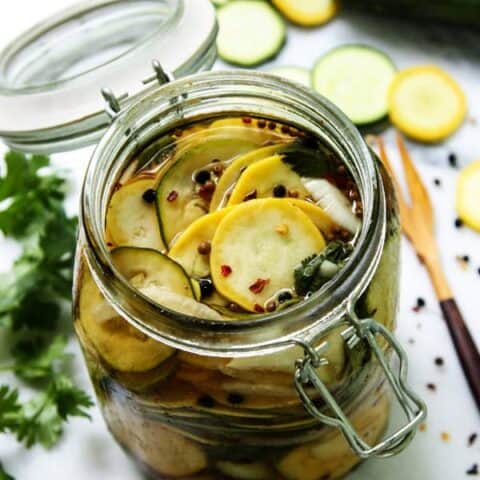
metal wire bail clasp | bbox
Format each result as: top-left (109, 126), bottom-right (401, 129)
top-left (293, 306), bottom-right (427, 459)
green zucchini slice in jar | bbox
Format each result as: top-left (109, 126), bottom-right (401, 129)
top-left (111, 247), bottom-right (195, 298)
top-left (106, 177), bottom-right (165, 251)
top-left (156, 127), bottom-right (288, 246)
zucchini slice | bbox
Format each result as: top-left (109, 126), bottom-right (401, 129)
top-left (303, 179), bottom-right (360, 234)
top-left (272, 0), bottom-right (339, 27)
top-left (389, 65), bottom-right (466, 142)
top-left (210, 144), bottom-right (291, 211)
top-left (456, 160), bottom-right (480, 231)
top-left (169, 208), bottom-right (232, 278)
top-left (227, 155), bottom-right (309, 206)
top-left (78, 267), bottom-right (174, 372)
top-left (211, 199), bottom-right (326, 311)
top-left (267, 66), bottom-right (312, 87)
top-left (287, 199), bottom-right (336, 236)
top-left (112, 247), bottom-right (195, 298)
top-left (106, 177), bottom-right (165, 251)
top-left (157, 130), bottom-right (276, 246)
top-left (217, 1), bottom-right (286, 67)
top-left (312, 45), bottom-right (396, 126)
top-left (139, 285), bottom-right (223, 320)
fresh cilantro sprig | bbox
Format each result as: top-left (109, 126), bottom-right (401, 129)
top-left (0, 151), bottom-right (93, 478)
top-left (294, 241), bottom-right (354, 296)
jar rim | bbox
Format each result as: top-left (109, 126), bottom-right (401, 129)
top-left (80, 70), bottom-right (387, 356)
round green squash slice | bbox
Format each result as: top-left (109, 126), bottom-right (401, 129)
top-left (210, 198), bottom-right (326, 312)
top-left (106, 177), bottom-right (164, 251)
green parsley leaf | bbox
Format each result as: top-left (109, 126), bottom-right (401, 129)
top-left (0, 462), bottom-right (14, 480)
top-left (294, 241), bottom-right (353, 296)
top-left (0, 150), bottom-right (92, 454)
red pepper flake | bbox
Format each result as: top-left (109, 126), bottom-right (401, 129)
top-left (221, 265), bottom-right (232, 277)
top-left (249, 278), bottom-right (270, 294)
top-left (242, 117), bottom-right (252, 124)
top-left (167, 190), bottom-right (178, 202)
top-left (253, 303), bottom-right (265, 313)
top-left (198, 180), bottom-right (215, 201)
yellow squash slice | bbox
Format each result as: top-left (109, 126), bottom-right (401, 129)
top-left (287, 198), bottom-right (336, 236)
top-left (156, 124), bottom-right (290, 246)
top-left (456, 160), bottom-right (480, 231)
top-left (389, 65), bottom-right (466, 142)
top-left (227, 155), bottom-right (309, 206)
top-left (169, 208), bottom-right (232, 278)
top-left (78, 267), bottom-right (174, 372)
top-left (211, 198), bottom-right (326, 311)
top-left (106, 177), bottom-right (164, 251)
top-left (272, 0), bottom-right (339, 27)
top-left (210, 144), bottom-right (291, 211)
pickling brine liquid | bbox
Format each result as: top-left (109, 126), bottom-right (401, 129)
top-left (74, 115), bottom-right (399, 479)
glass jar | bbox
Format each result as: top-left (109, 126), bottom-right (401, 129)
top-left (73, 71), bottom-right (426, 480)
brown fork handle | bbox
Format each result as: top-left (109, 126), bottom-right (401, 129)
top-left (440, 298), bottom-right (480, 410)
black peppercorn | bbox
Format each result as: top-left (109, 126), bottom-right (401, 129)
top-left (195, 170), bottom-right (211, 184)
top-left (448, 153), bottom-right (458, 168)
top-left (417, 297), bottom-right (426, 308)
top-left (199, 279), bottom-right (214, 298)
top-left (227, 393), bottom-right (244, 404)
top-left (278, 291), bottom-right (293, 303)
top-left (142, 188), bottom-right (157, 203)
top-left (433, 178), bottom-right (441, 187)
top-left (273, 184), bottom-right (287, 198)
top-left (197, 395), bottom-right (215, 408)
top-left (463, 255), bottom-right (470, 263)
top-left (455, 217), bottom-right (463, 228)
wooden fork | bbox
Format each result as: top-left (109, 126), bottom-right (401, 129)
top-left (375, 132), bottom-right (480, 411)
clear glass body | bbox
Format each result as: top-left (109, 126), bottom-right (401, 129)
top-left (73, 72), bottom-right (400, 480)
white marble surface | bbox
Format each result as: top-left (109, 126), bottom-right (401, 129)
top-left (1, 1), bottom-right (480, 479)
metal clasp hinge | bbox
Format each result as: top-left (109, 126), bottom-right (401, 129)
top-left (293, 308), bottom-right (427, 459)
top-left (101, 60), bottom-right (175, 121)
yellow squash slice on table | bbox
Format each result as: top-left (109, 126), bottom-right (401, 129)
top-left (272, 0), bottom-right (338, 27)
top-left (389, 65), bottom-right (466, 142)
top-left (210, 143), bottom-right (291, 211)
top-left (106, 177), bottom-right (165, 251)
top-left (211, 198), bottom-right (326, 312)
top-left (456, 160), bottom-right (480, 232)
top-left (227, 155), bottom-right (309, 206)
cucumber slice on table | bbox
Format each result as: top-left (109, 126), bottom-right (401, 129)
top-left (312, 45), bottom-right (396, 126)
top-left (272, 0), bottom-right (339, 27)
top-left (267, 66), bottom-right (312, 87)
top-left (217, 1), bottom-right (286, 67)
top-left (389, 65), bottom-right (466, 142)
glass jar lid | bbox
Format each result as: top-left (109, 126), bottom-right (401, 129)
top-left (0, 0), bottom-right (217, 153)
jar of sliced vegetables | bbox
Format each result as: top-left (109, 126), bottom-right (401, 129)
top-left (74, 71), bottom-right (426, 480)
